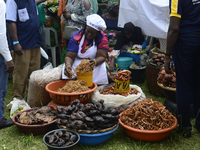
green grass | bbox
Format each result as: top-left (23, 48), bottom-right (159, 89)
top-left (1, 79), bottom-right (200, 150)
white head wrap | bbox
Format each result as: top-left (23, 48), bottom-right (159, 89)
top-left (86, 14), bottom-right (107, 31)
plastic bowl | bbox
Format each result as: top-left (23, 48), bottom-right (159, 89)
top-left (78, 125), bottom-right (118, 146)
top-left (12, 108), bottom-right (57, 135)
top-left (119, 115), bottom-right (177, 142)
top-left (45, 80), bottom-right (98, 105)
top-left (43, 129), bottom-right (80, 150)
top-left (58, 125), bottom-right (119, 146)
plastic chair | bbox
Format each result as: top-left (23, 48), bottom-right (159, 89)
top-left (143, 35), bottom-right (155, 52)
top-left (45, 27), bottom-right (62, 67)
top-left (63, 26), bottom-right (79, 40)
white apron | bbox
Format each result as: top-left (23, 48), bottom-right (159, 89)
top-left (62, 35), bottom-right (108, 85)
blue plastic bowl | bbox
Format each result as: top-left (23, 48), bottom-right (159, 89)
top-left (78, 125), bottom-right (118, 146)
top-left (115, 57), bottom-right (133, 70)
top-left (58, 125), bottom-right (118, 146)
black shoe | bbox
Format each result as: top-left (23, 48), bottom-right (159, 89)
top-left (0, 118), bottom-right (14, 129)
top-left (175, 125), bottom-right (192, 138)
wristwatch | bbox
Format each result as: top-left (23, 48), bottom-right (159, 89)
top-left (13, 41), bottom-right (19, 45)
top-left (165, 53), bottom-right (171, 56)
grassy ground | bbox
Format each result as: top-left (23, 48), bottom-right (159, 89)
top-left (1, 79), bottom-right (200, 150)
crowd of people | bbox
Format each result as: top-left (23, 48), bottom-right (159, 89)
top-left (0, 0), bottom-right (200, 140)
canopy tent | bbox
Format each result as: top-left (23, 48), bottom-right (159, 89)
top-left (118, 0), bottom-right (170, 39)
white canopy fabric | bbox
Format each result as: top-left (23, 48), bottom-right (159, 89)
top-left (118, 0), bottom-right (170, 39)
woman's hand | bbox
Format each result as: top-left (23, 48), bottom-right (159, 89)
top-left (64, 64), bottom-right (72, 76)
top-left (109, 64), bottom-right (114, 72)
top-left (164, 56), bottom-right (172, 74)
top-left (62, 9), bottom-right (71, 19)
top-left (89, 59), bottom-right (96, 68)
top-left (109, 57), bottom-right (115, 72)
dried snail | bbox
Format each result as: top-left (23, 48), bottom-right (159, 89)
top-left (56, 99), bottom-right (120, 130)
top-left (45, 130), bottom-right (78, 147)
top-left (150, 54), bottom-right (165, 66)
top-left (16, 106), bottom-right (56, 125)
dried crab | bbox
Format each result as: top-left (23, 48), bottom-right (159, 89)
top-left (120, 98), bottom-right (176, 130)
top-left (113, 70), bottom-right (132, 82)
top-left (100, 84), bottom-right (140, 96)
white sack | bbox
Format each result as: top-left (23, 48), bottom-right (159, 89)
top-left (29, 63), bottom-right (63, 88)
top-left (91, 84), bottom-right (146, 107)
top-left (118, 0), bottom-right (169, 39)
top-left (27, 63), bottom-right (63, 107)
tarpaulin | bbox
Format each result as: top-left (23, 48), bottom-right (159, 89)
top-left (118, 0), bottom-right (170, 39)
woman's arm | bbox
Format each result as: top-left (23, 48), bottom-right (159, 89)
top-left (64, 51), bottom-right (77, 75)
top-left (64, 34), bottom-right (79, 73)
top-left (90, 31), bottom-right (109, 66)
top-left (65, 51), bottom-right (77, 65)
top-left (94, 49), bottom-right (108, 66)
top-left (109, 57), bottom-right (115, 72)
top-left (70, 0), bottom-right (92, 24)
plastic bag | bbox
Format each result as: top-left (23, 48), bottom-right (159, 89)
top-left (7, 98), bottom-right (31, 119)
top-left (27, 63), bottom-right (63, 107)
top-left (91, 84), bottom-right (146, 108)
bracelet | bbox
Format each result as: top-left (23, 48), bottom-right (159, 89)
top-left (13, 41), bottom-right (19, 45)
top-left (165, 53), bottom-right (171, 56)
top-left (65, 63), bottom-right (71, 67)
top-left (93, 59), bottom-right (96, 66)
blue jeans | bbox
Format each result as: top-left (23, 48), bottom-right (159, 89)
top-left (0, 54), bottom-right (9, 121)
top-left (172, 32), bottom-right (200, 131)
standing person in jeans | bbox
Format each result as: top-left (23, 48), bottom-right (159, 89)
top-left (6, 0), bottom-right (42, 100)
top-left (165, 0), bottom-right (200, 138)
top-left (0, 0), bottom-right (14, 129)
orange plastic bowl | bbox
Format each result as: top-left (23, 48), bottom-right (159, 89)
top-left (12, 108), bottom-right (57, 135)
top-left (119, 114), bottom-right (177, 142)
top-left (45, 80), bottom-right (98, 105)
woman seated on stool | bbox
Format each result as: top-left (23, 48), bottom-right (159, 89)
top-left (62, 14), bottom-right (109, 85)
top-left (109, 22), bottom-right (146, 72)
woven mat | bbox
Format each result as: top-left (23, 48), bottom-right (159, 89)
top-left (59, 123), bottom-right (119, 134)
top-left (157, 82), bottom-right (176, 92)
